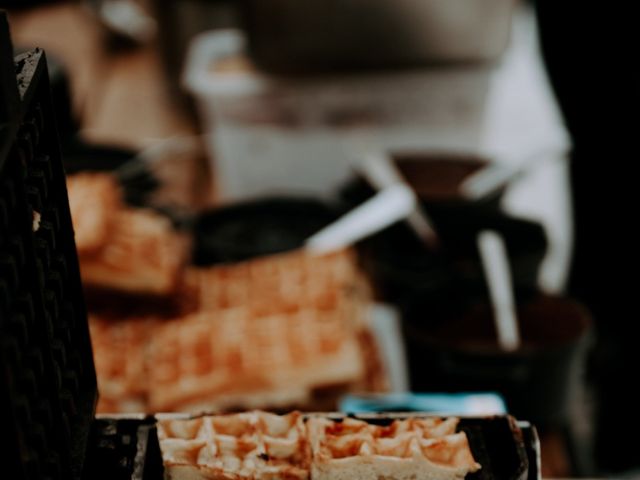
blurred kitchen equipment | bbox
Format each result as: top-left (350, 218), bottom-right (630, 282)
top-left (392, 151), bottom-right (506, 213)
top-left (87, 0), bottom-right (157, 47)
top-left (242, 0), bottom-right (518, 72)
top-left (403, 295), bottom-right (592, 428)
top-left (306, 184), bottom-right (416, 255)
top-left (337, 151), bottom-right (548, 306)
top-left (478, 230), bottom-right (520, 351)
top-left (120, 136), bottom-right (212, 214)
top-left (460, 147), bottom-right (567, 201)
top-left (358, 152), bottom-right (439, 248)
top-left (183, 30), bottom-right (490, 200)
top-left (154, 0), bottom-right (514, 112)
top-left (151, 0), bottom-right (240, 114)
top-left (192, 196), bottom-right (340, 265)
top-left (354, 210), bottom-right (547, 312)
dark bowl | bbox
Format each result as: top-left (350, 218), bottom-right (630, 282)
top-left (336, 151), bottom-right (546, 307)
top-left (192, 196), bottom-right (340, 266)
top-left (404, 295), bottom-right (592, 428)
top-left (347, 205), bottom-right (547, 309)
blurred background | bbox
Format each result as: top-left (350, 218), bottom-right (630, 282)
top-left (2, 0), bottom-right (635, 477)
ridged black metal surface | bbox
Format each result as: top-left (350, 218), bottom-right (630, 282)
top-left (1, 12), bottom-right (97, 480)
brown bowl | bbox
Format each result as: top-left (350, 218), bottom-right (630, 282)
top-left (392, 151), bottom-right (502, 206)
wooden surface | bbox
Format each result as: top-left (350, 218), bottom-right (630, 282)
top-left (6, 2), bottom-right (196, 149)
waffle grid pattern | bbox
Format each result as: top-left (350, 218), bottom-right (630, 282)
top-left (158, 413), bottom-right (481, 480)
top-left (70, 183), bottom-right (189, 296)
top-left (308, 416), bottom-right (481, 480)
top-left (148, 296), bottom-right (365, 411)
top-left (159, 411), bottom-right (310, 479)
top-left (89, 249), bottom-right (372, 413)
top-left (89, 315), bottom-right (154, 413)
top-left (183, 249), bottom-right (365, 316)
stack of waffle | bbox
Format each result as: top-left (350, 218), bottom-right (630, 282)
top-left (89, 314), bottom-right (157, 413)
top-left (67, 172), bottom-right (189, 295)
top-left (70, 172), bottom-right (383, 413)
top-left (147, 289), bottom-right (366, 412)
top-left (158, 412), bottom-right (481, 480)
top-left (181, 248), bottom-right (366, 316)
top-left (88, 249), bottom-right (374, 412)
top-left (86, 251), bottom-right (378, 412)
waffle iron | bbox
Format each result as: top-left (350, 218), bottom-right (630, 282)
top-left (0, 12), bottom-right (161, 479)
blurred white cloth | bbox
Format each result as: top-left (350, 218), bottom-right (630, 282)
top-left (480, 5), bottom-right (572, 293)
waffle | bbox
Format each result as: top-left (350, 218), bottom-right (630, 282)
top-left (87, 248), bottom-right (378, 412)
top-left (80, 208), bottom-right (189, 295)
top-left (307, 416), bottom-right (481, 480)
top-left (89, 314), bottom-right (156, 413)
top-left (158, 411), bottom-right (310, 480)
top-left (182, 249), bottom-right (367, 317)
top-left (158, 413), bottom-right (481, 480)
top-left (66, 172), bottom-right (121, 255)
top-left (147, 298), bottom-right (366, 412)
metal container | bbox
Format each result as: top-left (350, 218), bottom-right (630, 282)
top-left (243, 0), bottom-right (518, 71)
top-left (183, 30), bottom-right (491, 200)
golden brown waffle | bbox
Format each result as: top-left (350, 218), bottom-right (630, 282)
top-left (88, 249), bottom-right (379, 413)
top-left (307, 416), bottom-right (481, 480)
top-left (80, 208), bottom-right (189, 295)
top-left (89, 314), bottom-right (156, 413)
top-left (67, 171), bottom-right (189, 295)
top-left (157, 413), bottom-right (481, 480)
top-left (66, 172), bottom-right (121, 255)
top-left (182, 249), bottom-right (367, 316)
top-left (158, 411), bottom-right (310, 480)
top-left (147, 296), bottom-right (367, 412)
